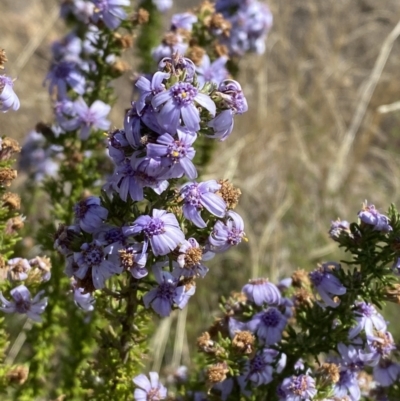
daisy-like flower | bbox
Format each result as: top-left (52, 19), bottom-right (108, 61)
top-left (247, 307), bottom-right (287, 345)
top-left (112, 155), bottom-right (168, 202)
top-left (143, 265), bottom-right (193, 317)
top-left (0, 75), bottom-right (20, 112)
top-left (242, 349), bottom-right (278, 386)
top-left (146, 129), bottom-right (197, 179)
top-left (348, 301), bottom-right (387, 339)
top-left (133, 371), bottom-right (167, 401)
top-left (63, 97), bottom-right (111, 140)
top-left (7, 258), bottom-right (31, 281)
top-left (279, 373), bottom-right (317, 401)
top-left (209, 211), bottom-right (246, 252)
top-left (180, 180), bottom-right (226, 228)
top-left (73, 196), bottom-right (108, 233)
top-left (196, 55), bottom-right (229, 87)
top-left (309, 262), bottom-right (346, 308)
top-left (242, 278), bottom-right (281, 306)
top-left (123, 209), bottom-right (185, 256)
top-left (373, 359), bottom-right (400, 387)
top-left (74, 240), bottom-right (122, 289)
top-left (92, 0), bottom-right (130, 30)
top-left (174, 238), bottom-right (211, 278)
top-left (135, 72), bottom-right (170, 114)
top-left (333, 369), bottom-right (360, 401)
top-left (45, 61), bottom-right (85, 98)
top-left (358, 202), bottom-right (392, 232)
top-left (152, 81), bottom-right (216, 134)
top-left (0, 285), bottom-right (47, 322)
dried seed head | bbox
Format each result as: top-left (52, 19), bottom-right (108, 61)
top-left (293, 288), bottom-right (313, 307)
top-left (186, 45), bottom-right (206, 66)
top-left (232, 330), bottom-right (255, 354)
top-left (2, 192), bottom-right (21, 210)
top-left (317, 363), bottom-right (340, 385)
top-left (209, 13), bottom-right (231, 37)
top-left (213, 43), bottom-right (229, 58)
top-left (133, 8), bottom-right (149, 25)
top-left (383, 284), bottom-right (400, 303)
top-left (0, 49), bottom-right (8, 69)
top-left (291, 269), bottom-right (311, 288)
top-left (197, 332), bottom-right (217, 354)
top-left (0, 137), bottom-right (21, 160)
top-left (5, 216), bottom-right (24, 234)
top-left (217, 179), bottom-right (241, 209)
top-left (0, 168), bottom-right (17, 187)
top-left (113, 33), bottom-right (134, 49)
top-left (6, 365), bottom-right (29, 385)
top-left (111, 60), bottom-right (130, 74)
top-left (206, 362), bottom-right (229, 384)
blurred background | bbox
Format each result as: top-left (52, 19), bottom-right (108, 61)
top-left (1, 0), bottom-right (400, 373)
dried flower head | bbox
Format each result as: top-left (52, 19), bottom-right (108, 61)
top-left (186, 46), bottom-right (206, 66)
top-left (0, 168), bottom-right (17, 187)
top-left (317, 363), bottom-right (340, 385)
top-left (5, 216), bottom-right (24, 234)
top-left (197, 331), bottom-right (217, 354)
top-left (382, 284), bottom-right (400, 304)
top-left (113, 33), bottom-right (134, 49)
top-left (6, 365), bottom-right (29, 385)
top-left (0, 137), bottom-right (21, 160)
top-left (133, 8), bottom-right (149, 25)
top-left (291, 269), bottom-right (311, 288)
top-left (217, 179), bottom-right (241, 209)
top-left (209, 13), bottom-right (231, 37)
top-left (0, 49), bottom-right (7, 69)
top-left (2, 192), bottom-right (21, 210)
top-left (293, 288), bottom-right (314, 308)
top-left (206, 362), bottom-right (229, 384)
top-left (232, 330), bottom-right (255, 354)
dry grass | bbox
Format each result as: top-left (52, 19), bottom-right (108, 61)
top-left (2, 0), bottom-right (400, 374)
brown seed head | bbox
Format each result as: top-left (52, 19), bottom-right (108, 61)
top-left (291, 269), bottom-right (311, 288)
top-left (357, 371), bottom-right (374, 393)
top-left (317, 363), bottom-right (340, 385)
top-left (0, 49), bottom-right (8, 69)
top-left (382, 284), bottom-right (400, 304)
top-left (0, 168), bottom-right (17, 187)
top-left (195, 0), bottom-right (215, 14)
top-left (217, 179), bottom-right (241, 209)
top-left (163, 32), bottom-right (179, 46)
top-left (186, 45), bottom-right (206, 66)
top-left (133, 8), bottom-right (149, 25)
top-left (2, 192), bottom-right (21, 210)
top-left (206, 362), bottom-right (229, 384)
top-left (232, 330), bottom-right (255, 354)
top-left (113, 33), bottom-right (134, 49)
top-left (209, 13), bottom-right (231, 37)
top-left (197, 332), bottom-right (216, 354)
top-left (293, 288), bottom-right (313, 308)
top-left (111, 60), bottom-right (131, 74)
top-left (0, 137), bottom-right (21, 160)
top-left (213, 43), bottom-right (229, 58)
top-left (6, 365), bottom-right (29, 385)
top-left (183, 247), bottom-right (203, 268)
top-left (5, 216), bottom-right (24, 234)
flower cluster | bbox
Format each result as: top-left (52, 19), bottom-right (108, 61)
top-left (153, 202), bottom-right (400, 400)
top-left (54, 55), bottom-right (248, 319)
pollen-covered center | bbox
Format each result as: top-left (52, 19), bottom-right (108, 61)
top-left (171, 82), bottom-right (197, 106)
top-left (184, 247), bottom-right (203, 268)
top-left (261, 308), bottom-right (281, 327)
top-left (167, 140), bottom-right (188, 162)
top-left (144, 218), bottom-right (166, 238)
top-left (182, 183), bottom-right (203, 210)
top-left (83, 243), bottom-right (104, 267)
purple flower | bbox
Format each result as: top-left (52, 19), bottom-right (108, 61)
top-left (46, 61), bottom-right (85, 98)
top-left (337, 343), bottom-right (376, 371)
top-left (180, 180), bottom-right (226, 228)
top-left (196, 55), bottom-right (229, 87)
top-left (152, 0), bottom-right (172, 12)
top-left (329, 218), bottom-right (351, 239)
top-left (242, 278), bottom-right (281, 306)
top-left (74, 196), bottom-right (108, 233)
top-left (358, 203), bottom-right (392, 232)
top-left (174, 238), bottom-right (211, 278)
top-left (171, 12), bottom-right (197, 31)
top-left (146, 129), bottom-right (197, 179)
top-left (92, 0), bottom-right (130, 30)
top-left (73, 285), bottom-right (95, 311)
top-left (333, 370), bottom-right (360, 401)
top-left (367, 330), bottom-right (396, 359)
top-left (111, 155), bottom-right (168, 202)
top-left (133, 371), bottom-right (167, 401)
top-left (0, 75), bottom-right (20, 112)
top-left (208, 211), bottom-right (245, 252)
top-left (152, 81), bottom-right (216, 134)
top-left (0, 285), bottom-right (47, 322)
top-left (207, 109), bottom-right (234, 141)
top-left (348, 302), bottom-right (387, 339)
top-left (242, 349), bottom-right (278, 386)
top-left (373, 359), bottom-right (400, 387)
top-left (64, 98), bottom-right (111, 140)
top-left (143, 265), bottom-right (190, 316)
top-left (7, 258), bottom-right (31, 281)
top-left (278, 374), bottom-right (317, 401)
top-left (309, 262), bottom-right (346, 308)
top-left (74, 240), bottom-right (122, 289)
top-left (124, 209), bottom-right (185, 256)
top-left (152, 35), bottom-right (188, 64)
top-left (135, 72), bottom-right (169, 114)
top-left (218, 80), bottom-right (248, 114)
top-left (110, 243), bottom-right (148, 279)
top-left (248, 307), bottom-right (287, 345)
